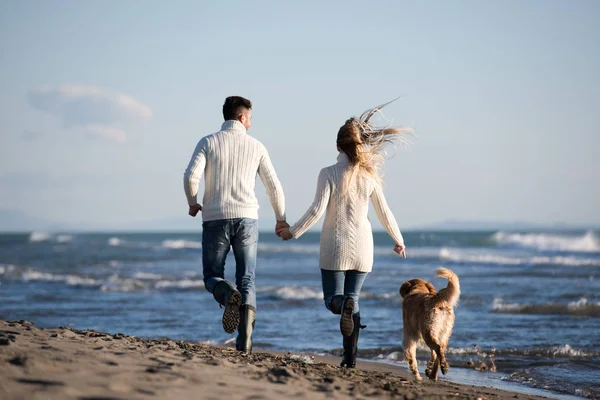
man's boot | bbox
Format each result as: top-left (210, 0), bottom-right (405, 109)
top-left (212, 280), bottom-right (242, 333)
top-left (340, 313), bottom-right (364, 368)
top-left (236, 304), bottom-right (256, 353)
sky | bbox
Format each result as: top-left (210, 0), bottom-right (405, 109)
top-left (0, 0), bottom-right (599, 231)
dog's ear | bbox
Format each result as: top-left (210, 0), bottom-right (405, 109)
top-left (426, 282), bottom-right (437, 294)
top-left (400, 281), bottom-right (412, 298)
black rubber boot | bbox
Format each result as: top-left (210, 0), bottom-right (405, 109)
top-left (236, 305), bottom-right (256, 353)
top-left (328, 295), bottom-right (345, 314)
top-left (340, 314), bottom-right (364, 368)
top-left (212, 281), bottom-right (242, 334)
top-left (340, 297), bottom-right (355, 337)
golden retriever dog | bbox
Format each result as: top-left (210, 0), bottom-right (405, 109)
top-left (399, 268), bottom-right (460, 380)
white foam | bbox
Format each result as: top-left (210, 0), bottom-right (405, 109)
top-left (133, 272), bottom-right (163, 280)
top-left (21, 271), bottom-right (62, 281)
top-left (259, 285), bottom-right (322, 300)
top-left (108, 237), bottom-right (121, 246)
top-left (100, 274), bottom-right (147, 292)
top-left (21, 271), bottom-right (99, 286)
top-left (65, 275), bottom-right (99, 286)
top-left (438, 248), bottom-right (600, 267)
top-left (567, 298), bottom-right (600, 310)
top-left (492, 298), bottom-right (523, 312)
top-left (0, 264), bottom-right (16, 275)
top-left (29, 232), bottom-right (50, 242)
top-left (154, 279), bottom-right (204, 289)
top-left (56, 234), bottom-right (73, 243)
top-left (492, 230), bottom-right (600, 253)
top-left (162, 239), bottom-right (202, 249)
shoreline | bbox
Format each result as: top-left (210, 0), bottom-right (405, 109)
top-left (0, 320), bottom-right (561, 400)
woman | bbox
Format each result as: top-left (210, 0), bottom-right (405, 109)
top-left (277, 101), bottom-right (408, 368)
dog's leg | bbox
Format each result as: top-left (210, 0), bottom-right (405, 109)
top-left (425, 350), bottom-right (437, 379)
top-left (440, 344), bottom-right (450, 375)
top-left (423, 333), bottom-right (447, 378)
top-left (403, 338), bottom-right (421, 381)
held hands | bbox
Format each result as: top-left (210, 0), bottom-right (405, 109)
top-left (275, 220), bottom-right (293, 241)
top-left (278, 227), bottom-right (293, 241)
top-left (188, 204), bottom-right (202, 217)
top-left (394, 243), bottom-right (406, 258)
top-left (275, 220), bottom-right (289, 235)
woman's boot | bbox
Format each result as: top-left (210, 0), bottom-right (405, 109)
top-left (340, 313), bottom-right (363, 368)
top-left (212, 280), bottom-right (242, 333)
top-left (236, 304), bottom-right (256, 353)
top-left (340, 297), bottom-right (355, 337)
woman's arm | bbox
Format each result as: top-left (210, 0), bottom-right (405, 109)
top-left (370, 182), bottom-right (405, 255)
top-left (286, 169), bottom-right (331, 239)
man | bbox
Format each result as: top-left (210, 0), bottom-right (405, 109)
top-left (183, 96), bottom-right (288, 353)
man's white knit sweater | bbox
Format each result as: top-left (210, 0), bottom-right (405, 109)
top-left (289, 152), bottom-right (403, 272)
top-left (183, 120), bottom-right (286, 222)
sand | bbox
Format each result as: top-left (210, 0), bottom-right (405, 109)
top-left (0, 320), bottom-right (548, 400)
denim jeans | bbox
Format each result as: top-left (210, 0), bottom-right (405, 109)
top-left (321, 269), bottom-right (368, 314)
top-left (202, 218), bottom-right (258, 308)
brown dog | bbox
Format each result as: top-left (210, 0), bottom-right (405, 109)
top-left (399, 268), bottom-right (460, 380)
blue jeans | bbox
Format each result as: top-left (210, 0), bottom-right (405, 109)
top-left (202, 218), bottom-right (258, 308)
top-left (321, 269), bottom-right (368, 315)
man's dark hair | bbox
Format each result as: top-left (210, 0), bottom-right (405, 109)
top-left (223, 96), bottom-right (252, 121)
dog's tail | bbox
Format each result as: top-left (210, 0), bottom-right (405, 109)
top-left (435, 268), bottom-right (460, 308)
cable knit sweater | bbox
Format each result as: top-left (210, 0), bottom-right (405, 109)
top-left (289, 152), bottom-right (404, 272)
top-left (183, 120), bottom-right (286, 222)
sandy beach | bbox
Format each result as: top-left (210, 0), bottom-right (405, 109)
top-left (0, 320), bottom-right (551, 400)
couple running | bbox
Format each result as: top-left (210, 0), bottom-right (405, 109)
top-left (183, 96), bottom-right (407, 368)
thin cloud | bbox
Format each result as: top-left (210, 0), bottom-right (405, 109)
top-left (26, 85), bottom-right (152, 142)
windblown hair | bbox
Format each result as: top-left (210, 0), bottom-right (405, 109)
top-left (337, 98), bottom-right (412, 186)
top-left (223, 96), bottom-right (252, 121)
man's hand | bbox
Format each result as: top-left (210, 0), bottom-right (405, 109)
top-left (394, 243), bottom-right (406, 258)
top-left (188, 204), bottom-right (202, 217)
top-left (275, 220), bottom-right (289, 237)
top-left (278, 227), bottom-right (293, 241)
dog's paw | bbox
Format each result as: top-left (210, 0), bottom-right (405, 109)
top-left (415, 374), bottom-right (422, 381)
top-left (425, 367), bottom-right (431, 376)
top-left (441, 362), bottom-right (450, 375)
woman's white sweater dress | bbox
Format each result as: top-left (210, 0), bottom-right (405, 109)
top-left (289, 152), bottom-right (404, 272)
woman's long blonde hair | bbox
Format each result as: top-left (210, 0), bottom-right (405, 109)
top-left (337, 98), bottom-right (411, 186)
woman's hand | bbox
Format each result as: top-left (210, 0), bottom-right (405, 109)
top-left (277, 227), bottom-right (293, 241)
top-left (394, 243), bottom-right (406, 258)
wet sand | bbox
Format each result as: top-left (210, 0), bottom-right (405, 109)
top-left (0, 320), bottom-right (548, 400)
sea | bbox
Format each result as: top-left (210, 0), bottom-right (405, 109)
top-left (1, 230), bottom-right (599, 399)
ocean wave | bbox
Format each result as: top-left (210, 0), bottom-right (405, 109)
top-left (492, 297), bottom-right (600, 317)
top-left (100, 274), bottom-right (148, 292)
top-left (133, 272), bottom-right (163, 280)
top-left (357, 344), bottom-right (599, 361)
top-left (0, 264), bottom-right (16, 275)
top-left (162, 239), bottom-right (202, 249)
top-left (259, 285), bottom-right (323, 300)
top-left (438, 248), bottom-right (600, 267)
top-left (21, 271), bottom-right (100, 286)
top-left (29, 232), bottom-right (51, 242)
top-left (56, 234), bottom-right (73, 243)
top-left (492, 230), bottom-right (600, 253)
top-left (16, 269), bottom-right (204, 292)
top-left (154, 279), bottom-right (204, 290)
top-left (108, 237), bottom-right (121, 246)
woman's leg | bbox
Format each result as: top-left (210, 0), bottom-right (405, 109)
top-left (320, 269), bottom-right (345, 314)
top-left (343, 271), bottom-right (368, 314)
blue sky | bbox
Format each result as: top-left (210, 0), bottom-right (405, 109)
top-left (0, 0), bottom-right (598, 231)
